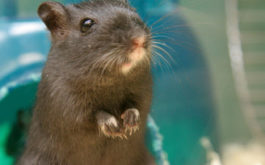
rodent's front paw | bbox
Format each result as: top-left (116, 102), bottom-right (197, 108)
top-left (121, 108), bottom-right (140, 135)
top-left (96, 111), bottom-right (127, 139)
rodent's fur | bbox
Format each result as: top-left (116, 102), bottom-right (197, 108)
top-left (17, 0), bottom-right (155, 165)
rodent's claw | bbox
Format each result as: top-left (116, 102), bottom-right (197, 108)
top-left (118, 134), bottom-right (128, 140)
top-left (121, 108), bottom-right (140, 136)
top-left (125, 125), bottom-right (139, 135)
top-left (96, 109), bottom-right (140, 139)
top-left (97, 112), bottom-right (124, 139)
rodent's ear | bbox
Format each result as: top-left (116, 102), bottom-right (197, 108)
top-left (38, 1), bottom-right (69, 40)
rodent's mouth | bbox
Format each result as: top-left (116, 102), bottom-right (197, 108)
top-left (121, 44), bottom-right (147, 74)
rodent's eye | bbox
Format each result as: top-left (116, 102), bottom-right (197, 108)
top-left (80, 18), bottom-right (95, 33)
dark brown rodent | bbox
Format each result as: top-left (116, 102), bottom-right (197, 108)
top-left (17, 0), bottom-right (155, 165)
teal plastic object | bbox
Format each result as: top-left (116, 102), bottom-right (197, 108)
top-left (0, 0), bottom-right (218, 164)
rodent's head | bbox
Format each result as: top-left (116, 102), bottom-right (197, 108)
top-left (38, 0), bottom-right (152, 78)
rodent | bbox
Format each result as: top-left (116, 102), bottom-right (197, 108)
top-left (17, 0), bottom-right (155, 165)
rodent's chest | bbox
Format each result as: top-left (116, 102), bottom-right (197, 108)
top-left (86, 85), bottom-right (131, 111)
top-left (67, 75), bottom-right (149, 112)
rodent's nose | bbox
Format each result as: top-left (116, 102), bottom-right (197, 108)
top-left (132, 36), bottom-right (146, 48)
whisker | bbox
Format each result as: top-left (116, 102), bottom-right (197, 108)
top-left (152, 49), bottom-right (171, 67)
top-left (151, 34), bottom-right (179, 42)
top-left (98, 49), bottom-right (122, 78)
top-left (152, 51), bottom-right (172, 73)
top-left (152, 53), bottom-right (163, 71)
top-left (152, 44), bottom-right (174, 64)
top-left (152, 41), bottom-right (176, 64)
top-left (149, 9), bottom-right (181, 28)
top-left (151, 22), bottom-right (214, 33)
top-left (151, 29), bottom-right (193, 35)
top-left (152, 35), bottom-right (200, 52)
top-left (110, 56), bottom-right (118, 70)
top-left (100, 57), bottom-right (113, 76)
top-left (152, 40), bottom-right (176, 54)
top-left (87, 49), bottom-right (118, 76)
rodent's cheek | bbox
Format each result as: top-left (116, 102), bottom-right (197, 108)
top-left (121, 48), bottom-right (146, 74)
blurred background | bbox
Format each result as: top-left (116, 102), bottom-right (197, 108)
top-left (0, 0), bottom-right (265, 165)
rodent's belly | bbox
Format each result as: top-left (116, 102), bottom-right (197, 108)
top-left (64, 135), bottom-right (144, 165)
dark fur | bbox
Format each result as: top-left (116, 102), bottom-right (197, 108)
top-left (17, 0), bottom-right (154, 165)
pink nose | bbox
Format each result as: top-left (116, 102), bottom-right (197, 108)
top-left (132, 36), bottom-right (145, 48)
